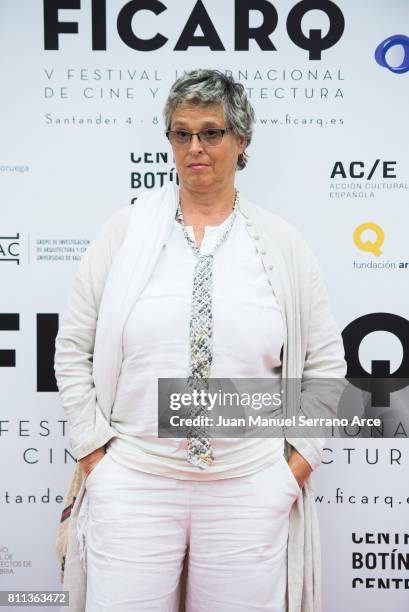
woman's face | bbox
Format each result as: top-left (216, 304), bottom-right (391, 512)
top-left (169, 103), bottom-right (246, 194)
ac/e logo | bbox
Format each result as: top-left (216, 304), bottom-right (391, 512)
top-left (330, 160), bottom-right (397, 180)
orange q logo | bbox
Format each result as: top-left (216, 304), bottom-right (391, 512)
top-left (353, 222), bottom-right (384, 257)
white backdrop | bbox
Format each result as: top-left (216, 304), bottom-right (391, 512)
top-left (1, 1), bottom-right (408, 610)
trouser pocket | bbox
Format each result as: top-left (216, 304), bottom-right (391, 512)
top-left (281, 456), bottom-right (302, 495)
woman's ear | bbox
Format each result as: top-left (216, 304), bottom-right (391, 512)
top-left (235, 139), bottom-right (245, 159)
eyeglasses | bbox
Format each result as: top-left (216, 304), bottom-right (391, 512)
top-left (165, 128), bottom-right (231, 147)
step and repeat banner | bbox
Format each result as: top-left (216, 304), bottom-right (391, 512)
top-left (1, 1), bottom-right (408, 610)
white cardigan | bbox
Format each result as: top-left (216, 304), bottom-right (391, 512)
top-left (54, 181), bottom-right (346, 612)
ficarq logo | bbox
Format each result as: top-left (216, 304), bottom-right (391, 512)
top-left (342, 313), bottom-right (409, 407)
top-left (375, 34), bottom-right (409, 74)
top-left (43, 0), bottom-right (345, 59)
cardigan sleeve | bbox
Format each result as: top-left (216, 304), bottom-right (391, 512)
top-left (54, 207), bottom-right (131, 461)
top-left (286, 233), bottom-right (347, 472)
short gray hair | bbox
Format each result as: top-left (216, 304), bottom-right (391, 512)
top-left (163, 68), bottom-right (255, 170)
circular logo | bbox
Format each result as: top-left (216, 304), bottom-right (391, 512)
top-left (375, 34), bottom-right (409, 74)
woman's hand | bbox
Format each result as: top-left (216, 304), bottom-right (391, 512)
top-left (287, 448), bottom-right (312, 488)
top-left (78, 446), bottom-right (106, 478)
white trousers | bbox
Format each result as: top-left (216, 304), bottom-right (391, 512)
top-left (77, 453), bottom-right (302, 612)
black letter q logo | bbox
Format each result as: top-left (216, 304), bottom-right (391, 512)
top-left (342, 313), bottom-right (409, 407)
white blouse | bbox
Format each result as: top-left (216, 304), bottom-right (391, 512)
top-left (107, 211), bottom-right (285, 479)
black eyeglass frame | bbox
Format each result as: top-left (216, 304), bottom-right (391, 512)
top-left (165, 127), bottom-right (232, 146)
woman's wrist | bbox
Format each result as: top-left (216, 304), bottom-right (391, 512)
top-left (288, 448), bottom-right (313, 488)
top-left (78, 446), bottom-right (106, 475)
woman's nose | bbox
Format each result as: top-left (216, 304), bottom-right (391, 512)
top-left (188, 133), bottom-right (204, 153)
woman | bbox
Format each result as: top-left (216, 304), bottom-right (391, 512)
top-left (55, 68), bottom-right (346, 612)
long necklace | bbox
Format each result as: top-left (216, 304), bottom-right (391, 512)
top-left (175, 189), bottom-right (239, 469)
